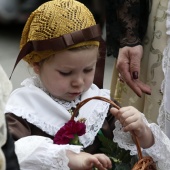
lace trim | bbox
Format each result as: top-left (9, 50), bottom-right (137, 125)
top-left (143, 123), bottom-right (170, 169)
top-left (6, 105), bottom-right (58, 136)
top-left (157, 0), bottom-right (170, 141)
top-left (158, 102), bottom-right (166, 133)
top-left (114, 113), bottom-right (170, 169)
top-left (157, 44), bottom-right (168, 132)
top-left (52, 98), bottom-right (80, 110)
top-left (113, 113), bottom-right (150, 156)
top-left (48, 151), bottom-right (69, 170)
top-left (21, 76), bottom-right (81, 110)
top-left (144, 124), bottom-right (170, 162)
top-left (113, 120), bottom-right (136, 155)
top-left (158, 37), bottom-right (170, 138)
top-left (15, 136), bottom-right (82, 170)
top-left (49, 144), bottom-right (82, 170)
top-left (16, 137), bottom-right (67, 169)
top-left (79, 100), bottom-right (109, 147)
top-left (7, 77), bottom-right (110, 147)
top-left (117, 0), bottom-right (141, 47)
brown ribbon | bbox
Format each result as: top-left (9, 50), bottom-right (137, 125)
top-left (10, 24), bottom-right (102, 79)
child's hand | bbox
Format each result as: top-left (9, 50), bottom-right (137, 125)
top-left (110, 106), bottom-right (154, 148)
top-left (67, 150), bottom-right (112, 170)
top-left (110, 106), bottom-right (145, 137)
top-left (93, 154), bottom-right (112, 170)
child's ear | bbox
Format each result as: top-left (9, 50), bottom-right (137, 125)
top-left (32, 62), bottom-right (40, 74)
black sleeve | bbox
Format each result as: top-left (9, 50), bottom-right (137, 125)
top-left (106, 0), bottom-right (150, 57)
top-left (2, 122), bottom-right (20, 170)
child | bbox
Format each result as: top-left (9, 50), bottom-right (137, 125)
top-left (4, 0), bottom-right (170, 169)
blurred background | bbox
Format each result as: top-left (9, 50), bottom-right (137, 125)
top-left (0, 0), bottom-right (48, 23)
top-left (0, 0), bottom-right (114, 90)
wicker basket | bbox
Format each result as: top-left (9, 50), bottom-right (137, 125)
top-left (72, 96), bottom-right (157, 170)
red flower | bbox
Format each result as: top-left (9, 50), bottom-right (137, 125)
top-left (53, 120), bottom-right (86, 145)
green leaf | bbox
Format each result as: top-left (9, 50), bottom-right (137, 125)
top-left (98, 134), bottom-right (117, 153)
top-left (97, 131), bottom-right (137, 169)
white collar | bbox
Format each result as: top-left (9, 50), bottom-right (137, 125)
top-left (21, 76), bottom-right (81, 110)
top-left (5, 76), bottom-right (111, 147)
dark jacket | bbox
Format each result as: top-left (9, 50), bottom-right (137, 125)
top-left (2, 121), bottom-right (20, 170)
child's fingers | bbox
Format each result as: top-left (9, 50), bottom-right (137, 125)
top-left (110, 107), bottom-right (131, 118)
top-left (110, 107), bottom-right (119, 117)
top-left (92, 160), bottom-right (106, 170)
top-left (110, 107), bottom-right (131, 125)
top-left (111, 106), bottom-right (142, 125)
top-left (123, 119), bottom-right (145, 137)
top-left (94, 154), bottom-right (112, 169)
top-left (120, 111), bottom-right (141, 127)
top-left (123, 121), bottom-right (139, 132)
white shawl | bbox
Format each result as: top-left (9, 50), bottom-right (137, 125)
top-left (158, 1), bottom-right (170, 138)
top-left (5, 77), bottom-right (111, 147)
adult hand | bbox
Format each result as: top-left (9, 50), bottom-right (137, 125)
top-left (116, 45), bottom-right (151, 97)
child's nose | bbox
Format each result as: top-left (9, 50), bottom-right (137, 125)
top-left (71, 76), bottom-right (84, 87)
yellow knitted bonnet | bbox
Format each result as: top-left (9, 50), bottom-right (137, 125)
top-left (20, 0), bottom-right (100, 65)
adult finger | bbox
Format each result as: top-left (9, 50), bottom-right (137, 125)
top-left (121, 69), bottom-right (151, 97)
top-left (120, 68), bottom-right (143, 97)
top-left (126, 79), bottom-right (151, 97)
top-left (137, 80), bottom-right (151, 95)
top-left (129, 45), bottom-right (143, 79)
top-left (116, 53), bottom-right (142, 95)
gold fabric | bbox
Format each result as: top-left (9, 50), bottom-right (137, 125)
top-left (110, 0), bottom-right (168, 123)
top-left (20, 0), bottom-right (99, 65)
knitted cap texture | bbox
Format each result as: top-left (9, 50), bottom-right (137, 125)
top-left (20, 0), bottom-right (98, 65)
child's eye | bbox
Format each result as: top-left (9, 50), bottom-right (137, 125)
top-left (84, 68), bottom-right (93, 73)
top-left (59, 71), bottom-right (72, 76)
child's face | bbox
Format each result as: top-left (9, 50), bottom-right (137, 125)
top-left (34, 47), bottom-right (98, 101)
